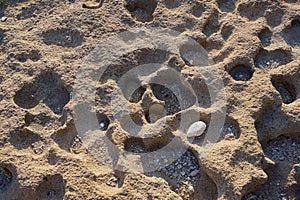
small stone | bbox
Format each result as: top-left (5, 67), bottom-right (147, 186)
top-left (1, 17), bottom-right (7, 22)
top-left (106, 176), bottom-right (118, 187)
top-left (188, 185), bottom-right (194, 192)
top-left (187, 121), bottom-right (207, 137)
top-left (190, 170), bottom-right (199, 177)
top-left (279, 156), bottom-right (285, 161)
top-left (99, 119), bottom-right (109, 131)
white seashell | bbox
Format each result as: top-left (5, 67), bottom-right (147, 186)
top-left (187, 121), bottom-right (207, 137)
top-left (1, 17), bottom-right (7, 22)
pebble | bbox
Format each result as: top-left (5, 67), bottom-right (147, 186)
top-left (190, 170), bottom-right (199, 177)
top-left (159, 150), bottom-right (200, 190)
top-left (106, 176), bottom-right (118, 187)
top-left (187, 121), bottom-right (207, 137)
top-left (1, 17), bottom-right (7, 22)
top-left (188, 185), bottom-right (194, 192)
top-left (99, 118), bottom-right (110, 131)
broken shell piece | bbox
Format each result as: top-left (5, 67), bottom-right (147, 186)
top-left (1, 17), bottom-right (7, 22)
top-left (187, 121), bottom-right (207, 137)
top-left (106, 176), bottom-right (118, 187)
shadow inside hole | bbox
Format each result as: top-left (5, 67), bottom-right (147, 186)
top-left (150, 84), bottom-right (181, 115)
top-left (24, 112), bottom-right (51, 127)
top-left (129, 86), bottom-right (146, 103)
top-left (13, 83), bottom-right (39, 109)
top-left (9, 128), bottom-right (41, 150)
top-left (271, 76), bottom-right (296, 104)
top-left (51, 120), bottom-right (78, 152)
top-left (219, 117), bottom-right (241, 140)
top-left (100, 49), bottom-right (169, 84)
top-left (0, 29), bottom-right (5, 45)
top-left (14, 50), bottom-right (41, 62)
top-left (145, 104), bottom-right (166, 124)
top-left (284, 0), bottom-right (298, 2)
top-left (97, 113), bottom-right (110, 131)
top-left (216, 0), bottom-right (236, 12)
top-left (265, 7), bottom-right (284, 27)
top-left (0, 165), bottom-right (13, 193)
top-left (191, 2), bottom-right (205, 18)
top-left (283, 19), bottom-right (300, 47)
top-left (167, 56), bottom-right (185, 72)
top-left (147, 149), bottom-right (203, 198)
top-left (124, 0), bottom-right (157, 22)
top-left (39, 72), bottom-right (70, 115)
top-left (221, 24), bottom-right (234, 40)
top-left (163, 0), bottom-right (180, 9)
top-left (202, 12), bottom-right (220, 38)
top-left (264, 135), bottom-right (300, 164)
top-left (246, 137), bottom-right (299, 200)
top-left (254, 49), bottom-right (292, 69)
top-left (36, 174), bottom-right (65, 200)
top-left (237, 1), bottom-right (269, 21)
top-left (258, 28), bottom-right (272, 47)
top-left (41, 28), bottom-right (83, 47)
top-left (194, 171), bottom-right (218, 200)
top-left (13, 71), bottom-right (70, 114)
top-left (229, 64), bottom-right (253, 81)
top-left (124, 135), bottom-right (172, 153)
top-left (112, 170), bottom-right (126, 188)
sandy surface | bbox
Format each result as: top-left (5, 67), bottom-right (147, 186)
top-left (0, 0), bottom-right (300, 199)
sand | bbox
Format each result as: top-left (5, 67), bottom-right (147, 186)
top-left (0, 0), bottom-right (299, 199)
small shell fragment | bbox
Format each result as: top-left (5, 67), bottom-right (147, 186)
top-left (1, 17), bottom-right (7, 22)
top-left (187, 121), bottom-right (207, 137)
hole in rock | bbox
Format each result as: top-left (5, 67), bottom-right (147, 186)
top-left (283, 19), bottom-right (300, 47)
top-left (265, 7), bottom-right (284, 27)
top-left (219, 117), bottom-right (241, 140)
top-left (191, 2), bottom-right (205, 18)
top-left (203, 12), bottom-right (220, 37)
top-left (245, 135), bottom-right (300, 200)
top-left (51, 121), bottom-right (78, 152)
top-left (264, 135), bottom-right (300, 164)
top-left (14, 50), bottom-right (41, 62)
top-left (150, 84), bottom-right (181, 115)
top-left (13, 71), bottom-right (70, 114)
top-left (97, 113), bottom-right (110, 131)
top-left (258, 28), bottom-right (272, 47)
top-left (124, 134), bottom-right (172, 153)
top-left (125, 0), bottom-right (157, 22)
top-left (229, 64), bottom-right (253, 81)
top-left (129, 86), bottom-right (146, 103)
top-left (254, 48), bottom-right (292, 69)
top-left (221, 24), bottom-right (234, 40)
top-left (237, 1), bottom-right (269, 21)
top-left (41, 28), bottom-right (83, 47)
top-left (145, 104), bottom-right (166, 124)
top-left (9, 128), bottom-right (41, 150)
top-left (0, 165), bottom-right (13, 193)
top-left (100, 49), bottom-right (169, 84)
top-left (216, 0), bottom-right (236, 12)
top-left (271, 76), bottom-right (296, 104)
top-left (13, 83), bottom-right (39, 109)
top-left (163, 0), bottom-right (180, 9)
top-left (36, 174), bottom-right (65, 200)
top-left (159, 150), bottom-right (200, 188)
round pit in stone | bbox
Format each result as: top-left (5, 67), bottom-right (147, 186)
top-left (158, 150), bottom-right (200, 190)
top-left (97, 113), bottom-right (110, 131)
top-left (0, 166), bottom-right (13, 193)
top-left (271, 76), bottom-right (296, 104)
top-left (229, 64), bottom-right (253, 81)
